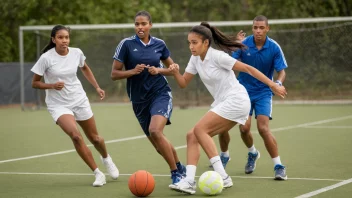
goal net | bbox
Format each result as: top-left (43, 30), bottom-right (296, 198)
top-left (19, 17), bottom-right (352, 109)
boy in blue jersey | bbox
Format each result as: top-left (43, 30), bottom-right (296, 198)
top-left (217, 15), bottom-right (288, 180)
top-left (110, 11), bottom-right (186, 185)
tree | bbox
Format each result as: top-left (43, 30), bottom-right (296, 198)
top-left (0, 0), bottom-right (350, 62)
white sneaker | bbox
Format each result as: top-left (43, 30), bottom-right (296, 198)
top-left (101, 154), bottom-right (119, 180)
top-left (93, 170), bottom-right (106, 187)
top-left (223, 176), bottom-right (233, 188)
top-left (169, 178), bottom-right (196, 195)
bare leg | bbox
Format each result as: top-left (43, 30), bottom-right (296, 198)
top-left (170, 140), bottom-right (180, 163)
top-left (239, 116), bottom-right (254, 148)
top-left (193, 112), bottom-right (236, 159)
top-left (57, 114), bottom-right (97, 171)
top-left (78, 116), bottom-right (108, 158)
top-left (256, 115), bottom-right (279, 158)
top-left (148, 137), bottom-right (180, 163)
top-left (169, 112), bottom-right (235, 193)
top-left (218, 131), bottom-right (230, 152)
top-left (192, 111), bottom-right (235, 183)
top-left (148, 115), bottom-right (177, 170)
top-left (186, 128), bottom-right (201, 165)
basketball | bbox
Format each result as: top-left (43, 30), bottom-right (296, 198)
top-left (128, 170), bottom-right (155, 197)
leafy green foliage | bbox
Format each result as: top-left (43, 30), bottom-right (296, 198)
top-left (1, 0), bottom-right (351, 61)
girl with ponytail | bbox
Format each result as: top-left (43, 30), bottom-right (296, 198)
top-left (41, 25), bottom-right (69, 54)
top-left (168, 22), bottom-right (287, 194)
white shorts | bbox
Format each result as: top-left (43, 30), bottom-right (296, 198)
top-left (47, 98), bottom-right (93, 122)
top-left (210, 93), bottom-right (250, 125)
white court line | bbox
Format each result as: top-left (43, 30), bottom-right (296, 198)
top-left (174, 145), bottom-right (187, 150)
top-left (295, 178), bottom-right (352, 198)
top-left (0, 115), bottom-right (351, 164)
top-left (268, 115), bottom-right (352, 133)
top-left (0, 172), bottom-right (343, 182)
top-left (0, 135), bottom-right (146, 164)
top-left (248, 115), bottom-right (352, 134)
top-left (303, 126), bottom-right (352, 129)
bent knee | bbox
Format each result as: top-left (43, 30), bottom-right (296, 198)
top-left (239, 125), bottom-right (250, 134)
top-left (90, 135), bottom-right (103, 145)
top-left (186, 129), bottom-right (198, 144)
top-left (149, 127), bottom-right (163, 138)
top-left (70, 133), bottom-right (83, 143)
top-left (257, 125), bottom-right (270, 135)
top-left (193, 125), bottom-right (205, 136)
top-left (186, 129), bottom-right (195, 139)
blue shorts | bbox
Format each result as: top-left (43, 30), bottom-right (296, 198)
top-left (132, 90), bottom-right (173, 136)
top-left (248, 92), bottom-right (273, 120)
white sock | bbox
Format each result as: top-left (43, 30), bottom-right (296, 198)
top-left (185, 165), bottom-right (197, 182)
top-left (102, 154), bottom-right (110, 160)
top-left (210, 156), bottom-right (228, 179)
top-left (272, 156), bottom-right (282, 166)
top-left (248, 145), bottom-right (257, 154)
top-left (93, 168), bottom-right (101, 174)
top-left (220, 150), bottom-right (229, 157)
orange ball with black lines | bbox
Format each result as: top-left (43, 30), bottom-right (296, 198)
top-left (128, 170), bottom-right (155, 197)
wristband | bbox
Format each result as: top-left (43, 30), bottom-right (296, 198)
top-left (275, 80), bottom-right (282, 86)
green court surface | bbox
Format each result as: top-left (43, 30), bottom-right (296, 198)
top-left (0, 104), bottom-right (351, 198)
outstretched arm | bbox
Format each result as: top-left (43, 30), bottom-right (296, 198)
top-left (169, 63), bottom-right (194, 88)
top-left (80, 62), bottom-right (105, 100)
top-left (233, 61), bottom-right (287, 98)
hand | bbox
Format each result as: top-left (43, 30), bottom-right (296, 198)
top-left (133, 64), bottom-right (146, 75)
top-left (271, 84), bottom-right (287, 99)
top-left (146, 65), bottom-right (159, 75)
top-left (236, 30), bottom-right (246, 42)
top-left (53, 81), bottom-right (65, 90)
top-left (96, 87), bottom-right (105, 100)
top-left (168, 63), bottom-right (180, 75)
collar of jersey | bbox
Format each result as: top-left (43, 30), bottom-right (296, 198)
top-left (135, 34), bottom-right (154, 46)
top-left (247, 35), bottom-right (270, 49)
top-left (203, 47), bottom-right (213, 61)
top-left (53, 47), bottom-right (70, 57)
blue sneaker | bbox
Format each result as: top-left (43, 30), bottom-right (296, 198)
top-left (208, 155), bottom-right (231, 169)
top-left (274, 164), bottom-right (287, 180)
top-left (245, 151), bottom-right (260, 174)
top-left (170, 172), bottom-right (183, 185)
top-left (177, 164), bottom-right (187, 177)
top-left (220, 154), bottom-right (230, 169)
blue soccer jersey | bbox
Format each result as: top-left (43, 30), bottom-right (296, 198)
top-left (113, 35), bottom-right (171, 103)
top-left (232, 35), bottom-right (287, 95)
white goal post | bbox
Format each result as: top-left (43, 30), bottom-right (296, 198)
top-left (18, 16), bottom-right (352, 110)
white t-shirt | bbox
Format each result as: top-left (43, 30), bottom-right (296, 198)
top-left (185, 47), bottom-right (248, 107)
top-left (31, 47), bottom-right (87, 108)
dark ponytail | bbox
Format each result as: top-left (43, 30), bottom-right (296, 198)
top-left (190, 22), bottom-right (246, 53)
top-left (41, 24), bottom-right (70, 54)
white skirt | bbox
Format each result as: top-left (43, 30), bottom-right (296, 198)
top-left (210, 92), bottom-right (250, 125)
